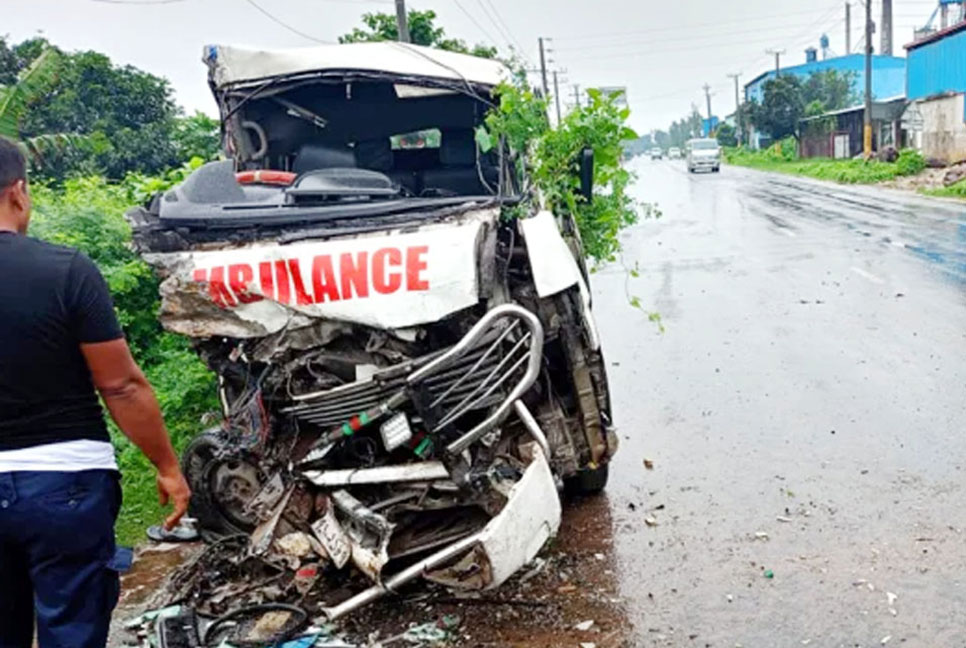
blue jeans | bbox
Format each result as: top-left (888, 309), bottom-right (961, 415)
top-left (0, 470), bottom-right (123, 648)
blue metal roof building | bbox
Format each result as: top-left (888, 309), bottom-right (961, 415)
top-left (744, 54), bottom-right (907, 104)
top-left (906, 21), bottom-right (966, 99)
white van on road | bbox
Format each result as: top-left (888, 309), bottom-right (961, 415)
top-left (686, 138), bottom-right (721, 173)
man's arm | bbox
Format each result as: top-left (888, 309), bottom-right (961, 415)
top-left (81, 339), bottom-right (191, 530)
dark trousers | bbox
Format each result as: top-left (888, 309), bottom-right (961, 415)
top-left (0, 470), bottom-right (122, 648)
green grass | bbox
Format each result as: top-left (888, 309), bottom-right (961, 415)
top-left (920, 179), bottom-right (966, 199)
top-left (724, 142), bottom-right (926, 185)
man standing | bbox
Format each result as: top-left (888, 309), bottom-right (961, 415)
top-left (0, 137), bottom-right (191, 647)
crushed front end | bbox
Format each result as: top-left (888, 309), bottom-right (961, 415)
top-left (127, 41), bottom-right (617, 626)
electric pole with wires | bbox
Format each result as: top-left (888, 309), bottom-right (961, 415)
top-left (728, 73), bottom-right (742, 144)
top-left (863, 0), bottom-right (873, 156)
top-left (395, 0), bottom-right (410, 43)
top-left (553, 70), bottom-right (563, 124)
top-left (766, 48), bottom-right (785, 76)
top-left (538, 37), bottom-right (550, 97)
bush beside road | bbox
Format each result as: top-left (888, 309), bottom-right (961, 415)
top-left (724, 140), bottom-right (929, 186)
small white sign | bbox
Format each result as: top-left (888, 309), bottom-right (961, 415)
top-left (311, 505), bottom-right (352, 569)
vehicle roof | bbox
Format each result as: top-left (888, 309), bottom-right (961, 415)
top-left (688, 138), bottom-right (717, 143)
top-left (204, 42), bottom-right (510, 90)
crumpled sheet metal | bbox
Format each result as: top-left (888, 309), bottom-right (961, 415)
top-left (142, 209), bottom-right (498, 339)
top-left (321, 446), bottom-right (561, 620)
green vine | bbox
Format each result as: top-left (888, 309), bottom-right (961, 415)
top-left (479, 83), bottom-right (656, 265)
top-left (479, 82), bottom-right (662, 326)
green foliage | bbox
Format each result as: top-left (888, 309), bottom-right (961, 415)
top-left (895, 148), bottom-right (926, 176)
top-left (0, 46), bottom-right (89, 167)
top-left (666, 107), bottom-right (704, 148)
top-left (172, 112), bottom-right (221, 162)
top-left (726, 144), bottom-right (924, 184)
top-left (0, 36), bottom-right (186, 180)
top-left (30, 174), bottom-right (218, 545)
top-left (752, 75), bottom-right (805, 142)
top-left (716, 122), bottom-right (737, 147)
top-left (802, 69), bottom-right (858, 112)
top-left (339, 9), bottom-right (497, 58)
top-left (922, 179), bottom-right (966, 199)
top-left (482, 83), bottom-right (647, 264)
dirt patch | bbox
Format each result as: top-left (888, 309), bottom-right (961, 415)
top-left (880, 167), bottom-right (949, 191)
top-left (109, 495), bottom-right (629, 647)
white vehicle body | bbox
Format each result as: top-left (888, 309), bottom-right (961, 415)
top-left (130, 42), bottom-right (617, 621)
top-left (687, 138), bottom-right (722, 173)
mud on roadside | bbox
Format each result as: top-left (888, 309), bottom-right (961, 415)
top-left (110, 494), bottom-right (630, 648)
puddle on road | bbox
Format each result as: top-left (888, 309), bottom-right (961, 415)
top-left (110, 495), bottom-right (630, 647)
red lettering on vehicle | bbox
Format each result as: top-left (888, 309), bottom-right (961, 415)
top-left (193, 268), bottom-right (207, 283)
top-left (207, 266), bottom-right (236, 308)
top-left (372, 248), bottom-right (402, 294)
top-left (287, 259), bottom-right (314, 306)
top-left (311, 255), bottom-right (341, 303)
top-left (274, 260), bottom-right (292, 305)
top-left (258, 261), bottom-right (275, 301)
top-left (339, 252), bottom-right (369, 299)
top-left (228, 264), bottom-right (263, 304)
top-left (405, 246), bottom-right (429, 291)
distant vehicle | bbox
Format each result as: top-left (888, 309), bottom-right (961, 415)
top-left (649, 147), bottom-right (664, 160)
top-left (686, 138), bottom-right (721, 173)
top-left (667, 147), bottom-right (682, 159)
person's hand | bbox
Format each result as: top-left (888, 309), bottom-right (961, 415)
top-left (156, 465), bottom-right (191, 530)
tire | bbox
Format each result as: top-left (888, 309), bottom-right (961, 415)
top-left (564, 463), bottom-right (610, 496)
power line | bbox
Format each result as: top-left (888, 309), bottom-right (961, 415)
top-left (239, 0), bottom-right (331, 44)
top-left (553, 19), bottom-right (849, 53)
top-left (90, 0), bottom-right (187, 4)
top-left (450, 0), bottom-right (501, 49)
top-left (478, 0), bottom-right (531, 63)
top-left (553, 7), bottom-right (841, 42)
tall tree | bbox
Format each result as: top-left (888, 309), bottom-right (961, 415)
top-left (0, 36), bottom-right (208, 179)
top-left (802, 69), bottom-right (857, 113)
top-left (340, 9), bottom-right (497, 58)
top-left (751, 75), bottom-right (805, 141)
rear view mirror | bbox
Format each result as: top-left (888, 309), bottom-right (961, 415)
top-left (579, 147), bottom-right (594, 203)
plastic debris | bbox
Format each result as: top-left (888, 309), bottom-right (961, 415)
top-left (776, 516), bottom-right (792, 523)
top-left (754, 531), bottom-right (769, 541)
top-left (643, 458), bottom-right (654, 470)
top-left (574, 620), bottom-right (595, 631)
top-left (580, 643), bottom-right (597, 648)
top-left (763, 570), bottom-right (774, 579)
top-left (726, 594), bottom-right (734, 603)
top-left (123, 605), bottom-right (182, 629)
top-left (886, 591), bottom-right (898, 606)
top-left (881, 636), bottom-right (892, 645)
top-left (644, 516), bottom-right (658, 527)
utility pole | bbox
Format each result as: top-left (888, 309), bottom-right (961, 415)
top-left (728, 73), bottom-right (742, 144)
top-left (572, 84), bottom-right (581, 109)
top-left (553, 70), bottom-right (562, 124)
top-left (538, 38), bottom-right (549, 97)
top-left (395, 0), bottom-right (410, 43)
top-left (845, 2), bottom-right (851, 53)
top-left (703, 83), bottom-right (713, 122)
top-left (864, 0), bottom-right (873, 157)
top-left (766, 49), bottom-right (785, 76)
top-left (881, 0), bottom-right (893, 55)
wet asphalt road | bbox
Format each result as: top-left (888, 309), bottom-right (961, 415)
top-left (591, 159), bottom-right (966, 647)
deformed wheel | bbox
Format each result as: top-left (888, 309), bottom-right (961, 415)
top-left (181, 431), bottom-right (265, 540)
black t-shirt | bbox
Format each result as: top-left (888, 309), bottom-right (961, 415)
top-left (0, 232), bottom-right (123, 451)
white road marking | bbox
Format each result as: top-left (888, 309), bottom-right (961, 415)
top-left (851, 267), bottom-right (884, 284)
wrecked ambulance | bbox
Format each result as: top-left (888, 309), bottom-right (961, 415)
top-left (128, 42), bottom-right (617, 620)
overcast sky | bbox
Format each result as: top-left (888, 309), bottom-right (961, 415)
top-left (3, 0), bottom-right (943, 133)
